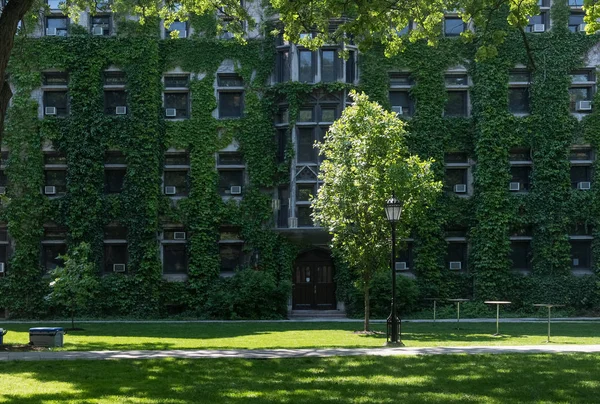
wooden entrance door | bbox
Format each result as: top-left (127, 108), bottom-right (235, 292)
top-left (292, 250), bottom-right (336, 310)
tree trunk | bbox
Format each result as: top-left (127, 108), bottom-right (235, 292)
top-left (0, 0), bottom-right (36, 142)
top-left (363, 283), bottom-right (370, 332)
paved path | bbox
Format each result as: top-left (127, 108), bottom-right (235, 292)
top-left (2, 345), bottom-right (600, 361)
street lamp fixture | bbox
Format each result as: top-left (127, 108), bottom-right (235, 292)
top-left (384, 193), bottom-right (404, 346)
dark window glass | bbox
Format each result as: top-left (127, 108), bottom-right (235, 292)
top-left (218, 170), bottom-right (243, 195)
top-left (569, 13), bottom-right (585, 32)
top-left (444, 168), bottom-right (467, 191)
top-left (217, 74), bottom-right (243, 87)
top-left (397, 242), bottom-right (413, 270)
top-left (346, 51), bottom-right (356, 84)
top-left (445, 152), bottom-right (468, 163)
top-left (321, 107), bottom-right (336, 122)
top-left (45, 170), bottom-right (67, 193)
top-left (298, 108), bottom-right (314, 122)
top-left (508, 88), bottom-right (530, 113)
top-left (526, 13), bottom-right (547, 32)
top-left (219, 243), bottom-right (243, 272)
top-left (164, 170), bottom-right (188, 196)
top-left (104, 90), bottom-right (127, 114)
top-left (104, 244), bottom-right (127, 273)
top-left (164, 153), bottom-right (189, 166)
top-left (297, 206), bottom-right (313, 227)
top-left (297, 128), bottom-right (316, 162)
top-left (44, 91), bottom-right (68, 116)
top-left (104, 72), bottom-right (126, 85)
top-left (510, 241), bottom-right (532, 270)
top-left (219, 92), bottom-right (243, 118)
top-left (105, 168), bottom-right (126, 193)
top-left (570, 240), bottom-right (591, 269)
top-left (166, 20), bottom-right (187, 38)
top-left (446, 242), bottom-right (467, 268)
top-left (275, 108), bottom-right (289, 124)
top-left (445, 75), bottom-right (468, 86)
top-left (509, 149), bottom-right (531, 161)
top-left (569, 149), bottom-right (592, 161)
top-left (389, 73), bottom-right (413, 86)
top-left (46, 17), bottom-right (68, 36)
top-left (163, 244), bottom-right (187, 274)
top-left (511, 166), bottom-right (532, 190)
top-left (0, 170), bottom-right (6, 187)
top-left (571, 70), bottom-right (594, 83)
top-left (276, 51), bottom-right (290, 82)
top-left (569, 0), bottom-right (584, 6)
top-left (43, 244), bottom-right (66, 272)
top-left (104, 226), bottom-right (127, 239)
top-left (299, 51), bottom-right (315, 82)
top-left (91, 15), bottom-right (110, 35)
top-left (277, 129), bottom-right (288, 163)
top-left (278, 186), bottom-right (289, 228)
top-left (570, 165), bottom-right (592, 188)
top-left (321, 50), bottom-right (336, 82)
top-left (217, 153), bottom-right (243, 165)
top-left (0, 229), bottom-right (8, 242)
top-left (164, 93), bottom-right (189, 118)
top-left (105, 151), bottom-right (126, 165)
top-left (297, 183), bottom-right (316, 201)
top-left (445, 91), bottom-right (468, 116)
top-left (569, 87), bottom-right (592, 112)
top-left (43, 73), bottom-right (68, 85)
top-left (44, 227), bottom-right (67, 240)
top-left (45, 153), bottom-right (66, 165)
top-left (509, 71), bottom-right (530, 83)
top-left (570, 222), bottom-right (593, 236)
top-left (389, 91), bottom-right (413, 116)
top-left (444, 17), bottom-right (464, 37)
top-left (164, 76), bottom-right (189, 88)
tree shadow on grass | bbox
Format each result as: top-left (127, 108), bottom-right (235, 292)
top-left (1, 354), bottom-right (600, 403)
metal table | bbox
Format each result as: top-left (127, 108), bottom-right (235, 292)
top-left (484, 300), bottom-right (512, 336)
top-left (447, 298), bottom-right (470, 329)
top-left (533, 304), bottom-right (565, 343)
top-left (423, 298), bottom-right (442, 324)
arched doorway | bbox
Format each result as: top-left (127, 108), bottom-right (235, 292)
top-left (292, 249), bottom-right (336, 310)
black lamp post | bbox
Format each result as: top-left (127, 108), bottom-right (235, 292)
top-left (384, 193), bottom-right (403, 346)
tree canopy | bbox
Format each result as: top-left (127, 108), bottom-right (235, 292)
top-left (312, 91), bottom-right (441, 330)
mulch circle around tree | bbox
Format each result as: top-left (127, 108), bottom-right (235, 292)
top-left (353, 330), bottom-right (385, 336)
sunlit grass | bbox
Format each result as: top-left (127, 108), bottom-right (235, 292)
top-left (1, 354), bottom-right (600, 403)
top-left (1, 321), bottom-right (599, 351)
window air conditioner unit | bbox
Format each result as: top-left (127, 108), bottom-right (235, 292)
top-left (449, 261), bottom-right (462, 270)
top-left (46, 27), bottom-right (57, 36)
top-left (164, 186), bottom-right (177, 195)
top-left (173, 231), bottom-right (186, 240)
top-left (115, 106), bottom-right (127, 115)
top-left (578, 23), bottom-right (587, 32)
top-left (44, 185), bottom-right (56, 195)
top-left (113, 263), bottom-right (126, 272)
top-left (509, 182), bottom-right (521, 191)
top-left (165, 108), bottom-right (177, 117)
top-left (0, 262), bottom-right (4, 273)
top-left (454, 184), bottom-right (467, 193)
top-left (395, 261), bottom-right (408, 271)
top-left (578, 181), bottom-right (591, 190)
top-left (92, 26), bottom-right (104, 36)
top-left (533, 24), bottom-right (545, 33)
top-left (0, 187), bottom-right (6, 195)
top-left (391, 106), bottom-right (403, 116)
top-left (45, 106), bottom-right (57, 115)
top-left (576, 100), bottom-right (592, 111)
top-left (230, 185), bottom-right (242, 195)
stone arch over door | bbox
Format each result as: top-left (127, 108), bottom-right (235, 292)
top-left (292, 249), bottom-right (336, 310)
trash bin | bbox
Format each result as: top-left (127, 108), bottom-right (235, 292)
top-left (0, 328), bottom-right (6, 345)
top-left (29, 327), bottom-right (64, 347)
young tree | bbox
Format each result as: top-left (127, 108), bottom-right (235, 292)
top-left (312, 91), bottom-right (441, 332)
top-left (48, 242), bottom-right (98, 330)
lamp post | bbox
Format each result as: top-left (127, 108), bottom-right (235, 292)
top-left (384, 193), bottom-right (403, 346)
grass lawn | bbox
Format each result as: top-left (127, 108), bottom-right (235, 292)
top-left (1, 354), bottom-right (600, 403)
top-left (1, 321), bottom-right (599, 351)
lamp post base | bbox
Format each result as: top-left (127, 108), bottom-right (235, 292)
top-left (385, 341), bottom-right (405, 347)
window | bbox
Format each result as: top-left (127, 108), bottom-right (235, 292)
top-left (346, 50), bottom-right (356, 84)
top-left (444, 74), bottom-right (469, 117)
top-left (444, 17), bottom-right (465, 37)
top-left (165, 20), bottom-right (187, 38)
top-left (570, 148), bottom-right (593, 189)
top-left (46, 16), bottom-right (68, 36)
top-left (276, 50), bottom-right (290, 82)
top-left (389, 72), bottom-right (414, 117)
top-left (0, 227), bottom-right (8, 275)
top-left (42, 72), bottom-right (68, 117)
top-left (396, 240), bottom-right (414, 271)
top-left (508, 70), bottom-right (531, 114)
top-left (103, 71), bottom-right (127, 115)
top-left (42, 226), bottom-right (67, 273)
top-left (163, 171), bottom-right (188, 196)
top-left (277, 186), bottom-right (289, 228)
top-left (297, 127), bottom-right (317, 163)
top-left (104, 152), bottom-right (126, 194)
top-left (510, 166), bottom-right (532, 192)
top-left (162, 229), bottom-right (187, 274)
top-left (217, 152), bottom-right (244, 196)
top-left (164, 75), bottom-right (189, 119)
top-left (569, 12), bottom-right (585, 33)
top-left (47, 0), bottom-right (64, 10)
top-left (446, 242), bottom-right (467, 271)
top-left (104, 225), bottom-right (127, 273)
top-left (569, 70), bottom-right (595, 113)
top-left (219, 227), bottom-right (243, 275)
top-left (445, 168), bottom-right (468, 194)
top-left (570, 239), bottom-right (592, 270)
top-left (298, 50), bottom-right (316, 83)
top-left (44, 169), bottom-right (67, 196)
top-left (297, 206), bottom-right (313, 227)
top-left (165, 152), bottom-right (189, 166)
top-left (217, 74), bottom-right (244, 118)
top-left (510, 240), bottom-right (532, 271)
top-left (297, 183), bottom-right (316, 202)
top-left (91, 14), bottom-right (111, 36)
top-left (321, 50), bottom-right (338, 83)
top-left (526, 2), bottom-right (549, 33)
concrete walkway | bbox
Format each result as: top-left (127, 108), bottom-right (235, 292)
top-left (2, 345), bottom-right (600, 361)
